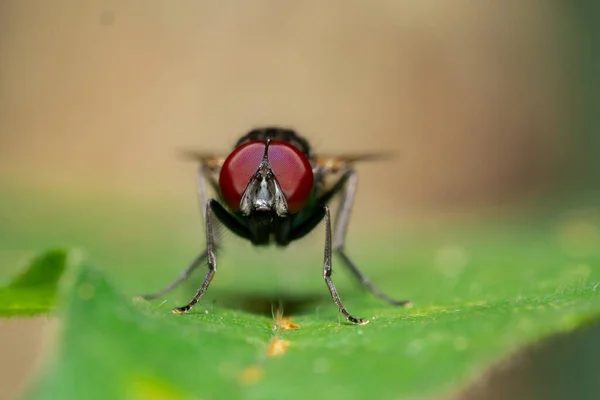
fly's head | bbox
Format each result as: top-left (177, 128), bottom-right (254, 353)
top-left (219, 139), bottom-right (314, 217)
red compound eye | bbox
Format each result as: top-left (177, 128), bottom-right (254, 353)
top-left (219, 141), bottom-right (266, 212)
top-left (267, 141), bottom-right (314, 213)
top-left (219, 140), bottom-right (314, 214)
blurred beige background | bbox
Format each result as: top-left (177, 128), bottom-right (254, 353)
top-left (0, 1), bottom-right (576, 399)
top-left (1, 0), bottom-right (574, 216)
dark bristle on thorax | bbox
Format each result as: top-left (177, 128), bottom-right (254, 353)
top-left (234, 127), bottom-right (312, 158)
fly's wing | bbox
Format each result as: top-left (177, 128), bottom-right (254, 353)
top-left (312, 152), bottom-right (394, 198)
top-left (313, 153), bottom-right (393, 173)
top-left (180, 150), bottom-right (225, 172)
top-left (179, 150), bottom-right (226, 194)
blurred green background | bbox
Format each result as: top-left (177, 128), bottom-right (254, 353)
top-left (1, 1), bottom-right (599, 399)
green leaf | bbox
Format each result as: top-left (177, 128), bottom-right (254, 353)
top-left (22, 226), bottom-right (600, 399)
top-left (25, 265), bottom-right (260, 400)
top-left (0, 250), bottom-right (70, 316)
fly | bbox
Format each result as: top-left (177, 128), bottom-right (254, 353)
top-left (141, 127), bottom-right (410, 324)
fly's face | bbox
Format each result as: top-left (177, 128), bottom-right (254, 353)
top-left (218, 139), bottom-right (314, 217)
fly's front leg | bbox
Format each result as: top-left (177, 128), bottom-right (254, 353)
top-left (172, 201), bottom-right (217, 314)
top-left (140, 165), bottom-right (213, 300)
top-left (323, 206), bottom-right (368, 325)
top-left (333, 170), bottom-right (410, 306)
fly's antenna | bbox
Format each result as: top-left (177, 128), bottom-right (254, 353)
top-left (263, 139), bottom-right (271, 162)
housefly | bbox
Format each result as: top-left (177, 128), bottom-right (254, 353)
top-left (141, 127), bottom-right (410, 324)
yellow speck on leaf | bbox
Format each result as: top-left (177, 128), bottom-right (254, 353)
top-left (274, 315), bottom-right (300, 331)
top-left (126, 374), bottom-right (191, 400)
top-left (238, 365), bottom-right (264, 384)
top-left (267, 337), bottom-right (290, 357)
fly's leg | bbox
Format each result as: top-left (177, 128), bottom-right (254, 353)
top-left (323, 206), bottom-right (368, 325)
top-left (173, 201), bottom-right (217, 314)
top-left (139, 165), bottom-right (212, 299)
top-left (333, 170), bottom-right (411, 306)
